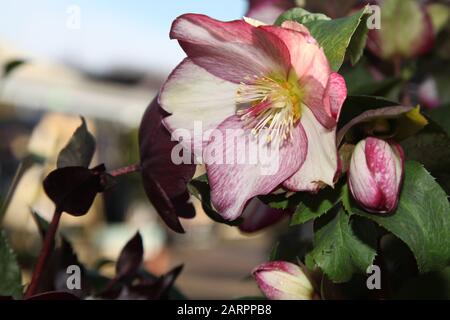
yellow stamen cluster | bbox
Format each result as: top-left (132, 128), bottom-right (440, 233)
top-left (236, 70), bottom-right (303, 144)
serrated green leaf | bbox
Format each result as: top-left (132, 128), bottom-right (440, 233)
top-left (0, 231), bottom-right (22, 298)
top-left (275, 8), bottom-right (330, 26)
top-left (277, 7), bottom-right (370, 71)
top-left (57, 117), bottom-right (96, 168)
top-left (290, 184), bottom-right (344, 225)
top-left (306, 210), bottom-right (377, 283)
top-left (350, 161), bottom-right (450, 274)
top-left (401, 129), bottom-right (450, 174)
top-left (258, 193), bottom-right (297, 210)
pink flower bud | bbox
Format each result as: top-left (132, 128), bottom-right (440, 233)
top-left (348, 137), bottom-right (404, 214)
top-left (252, 261), bottom-right (314, 300)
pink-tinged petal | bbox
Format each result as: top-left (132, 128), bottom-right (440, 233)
top-left (170, 14), bottom-right (291, 83)
top-left (323, 72), bottom-right (347, 121)
top-left (348, 138), bottom-right (404, 214)
top-left (281, 20), bottom-right (313, 36)
top-left (260, 23), bottom-right (335, 129)
top-left (205, 115), bottom-right (307, 221)
top-left (246, 0), bottom-right (296, 25)
top-left (159, 58), bottom-right (238, 157)
top-left (365, 138), bottom-right (403, 212)
top-left (238, 198), bottom-right (291, 233)
top-left (418, 77), bottom-right (441, 109)
top-left (253, 261), bottom-right (314, 300)
top-left (283, 107), bottom-right (338, 192)
top-left (348, 139), bottom-right (383, 210)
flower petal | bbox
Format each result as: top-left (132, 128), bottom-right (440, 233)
top-left (170, 14), bottom-right (291, 83)
top-left (348, 139), bottom-right (383, 211)
top-left (365, 137), bottom-right (404, 212)
top-left (205, 115), bottom-right (307, 221)
top-left (238, 198), bottom-right (290, 233)
top-left (283, 107), bottom-right (338, 192)
top-left (253, 261), bottom-right (314, 300)
top-left (260, 23), bottom-right (335, 129)
top-left (159, 58), bottom-right (238, 156)
top-left (139, 98), bottom-right (197, 233)
top-left (323, 72), bottom-right (347, 120)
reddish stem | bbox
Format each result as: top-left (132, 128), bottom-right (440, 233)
top-left (25, 209), bottom-right (62, 298)
top-left (109, 163), bottom-right (141, 177)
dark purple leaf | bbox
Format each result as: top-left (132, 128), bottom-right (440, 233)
top-left (43, 165), bottom-right (106, 216)
top-left (139, 98), bottom-right (196, 233)
top-left (239, 198), bottom-right (290, 233)
top-left (57, 117), bottom-right (96, 168)
top-left (53, 237), bottom-right (89, 298)
top-left (0, 296), bottom-right (14, 300)
top-left (30, 209), bottom-right (50, 240)
top-left (337, 105), bottom-right (413, 145)
top-left (116, 232), bottom-right (144, 281)
top-left (122, 265), bottom-right (184, 300)
top-left (25, 291), bottom-right (81, 300)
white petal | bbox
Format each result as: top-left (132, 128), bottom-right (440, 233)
top-left (283, 107), bottom-right (338, 192)
top-left (159, 59), bottom-right (238, 155)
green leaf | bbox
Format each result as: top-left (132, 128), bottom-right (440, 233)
top-left (188, 178), bottom-right (242, 227)
top-left (306, 209), bottom-right (377, 283)
top-left (3, 59), bottom-right (26, 78)
top-left (350, 161), bottom-right (450, 274)
top-left (258, 192), bottom-right (298, 210)
top-left (275, 8), bottom-right (330, 26)
top-left (277, 8), bottom-right (370, 71)
top-left (343, 63), bottom-right (402, 97)
top-left (401, 127), bottom-right (450, 174)
top-left (338, 95), bottom-right (399, 126)
top-left (57, 117), bottom-right (96, 168)
top-left (0, 230), bottom-right (22, 298)
top-left (291, 184), bottom-right (344, 225)
top-left (426, 104), bottom-right (450, 136)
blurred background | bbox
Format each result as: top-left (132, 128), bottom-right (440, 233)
top-left (0, 0), bottom-right (280, 299)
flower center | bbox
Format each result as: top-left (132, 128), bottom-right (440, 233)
top-left (236, 69), bottom-right (303, 144)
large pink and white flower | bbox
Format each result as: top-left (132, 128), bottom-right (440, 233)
top-left (159, 14), bottom-right (347, 221)
top-left (348, 137), bottom-right (404, 214)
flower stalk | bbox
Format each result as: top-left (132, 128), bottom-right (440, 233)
top-left (25, 209), bottom-right (62, 298)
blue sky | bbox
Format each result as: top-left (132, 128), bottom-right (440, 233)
top-left (0, 1), bottom-right (247, 75)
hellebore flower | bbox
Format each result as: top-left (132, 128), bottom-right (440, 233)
top-left (366, 0), bottom-right (434, 60)
top-left (159, 14), bottom-right (347, 221)
top-left (246, 0), bottom-right (297, 25)
top-left (253, 261), bottom-right (314, 300)
top-left (348, 137), bottom-right (404, 214)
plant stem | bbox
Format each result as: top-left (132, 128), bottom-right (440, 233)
top-left (109, 163), bottom-right (141, 177)
top-left (25, 209), bottom-right (62, 298)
